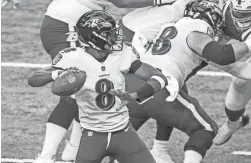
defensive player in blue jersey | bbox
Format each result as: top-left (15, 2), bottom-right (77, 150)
top-left (214, 0), bottom-right (251, 145)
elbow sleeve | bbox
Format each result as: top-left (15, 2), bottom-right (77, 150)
top-left (129, 60), bottom-right (143, 74)
top-left (202, 41), bottom-right (236, 65)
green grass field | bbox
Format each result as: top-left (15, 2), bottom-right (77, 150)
top-left (1, 1), bottom-right (251, 163)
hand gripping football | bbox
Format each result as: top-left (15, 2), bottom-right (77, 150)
top-left (51, 68), bottom-right (86, 96)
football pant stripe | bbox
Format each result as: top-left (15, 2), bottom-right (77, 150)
top-left (176, 94), bottom-right (213, 132)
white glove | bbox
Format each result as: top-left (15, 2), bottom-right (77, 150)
top-left (132, 32), bottom-right (150, 56)
top-left (162, 71), bottom-right (179, 101)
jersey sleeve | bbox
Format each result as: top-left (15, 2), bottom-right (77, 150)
top-left (119, 45), bottom-right (140, 73)
top-left (194, 20), bottom-right (215, 39)
top-left (51, 47), bottom-right (83, 69)
top-left (122, 5), bottom-right (184, 41)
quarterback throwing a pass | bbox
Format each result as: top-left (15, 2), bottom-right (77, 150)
top-left (35, 0), bottom-right (178, 162)
top-left (29, 10), bottom-right (175, 163)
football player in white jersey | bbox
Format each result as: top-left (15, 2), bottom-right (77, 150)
top-left (120, 1), bottom-right (192, 163)
top-left (213, 0), bottom-right (251, 145)
top-left (116, 0), bottom-right (251, 162)
top-left (36, 0), bottom-right (178, 162)
top-left (29, 10), bottom-right (175, 163)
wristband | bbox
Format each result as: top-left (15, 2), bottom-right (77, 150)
top-left (136, 83), bottom-right (154, 103)
top-left (151, 76), bottom-right (166, 89)
top-left (245, 38), bottom-right (251, 53)
top-left (51, 70), bottom-right (60, 80)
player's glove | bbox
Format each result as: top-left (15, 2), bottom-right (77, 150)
top-left (57, 67), bottom-right (82, 79)
top-left (162, 71), bottom-right (180, 101)
top-left (64, 67), bottom-right (82, 73)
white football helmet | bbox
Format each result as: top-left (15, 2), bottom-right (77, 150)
top-left (230, 0), bottom-right (251, 31)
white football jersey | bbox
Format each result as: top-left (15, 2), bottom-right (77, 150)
top-left (141, 17), bottom-right (214, 88)
top-left (45, 0), bottom-right (112, 25)
top-left (122, 0), bottom-right (190, 40)
top-left (52, 46), bottom-right (138, 132)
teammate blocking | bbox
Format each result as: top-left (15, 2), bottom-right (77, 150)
top-left (117, 0), bottom-right (251, 162)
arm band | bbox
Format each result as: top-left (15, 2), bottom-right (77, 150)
top-left (136, 83), bottom-right (155, 103)
top-left (151, 76), bottom-right (166, 89)
top-left (202, 41), bottom-right (236, 65)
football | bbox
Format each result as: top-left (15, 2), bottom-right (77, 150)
top-left (51, 69), bottom-right (86, 96)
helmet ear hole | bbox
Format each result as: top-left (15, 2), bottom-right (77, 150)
top-left (76, 10), bottom-right (124, 52)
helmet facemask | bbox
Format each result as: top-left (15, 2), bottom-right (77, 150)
top-left (184, 0), bottom-right (224, 41)
top-left (230, 0), bottom-right (251, 32)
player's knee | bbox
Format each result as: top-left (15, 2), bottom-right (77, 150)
top-left (231, 77), bottom-right (249, 91)
top-left (48, 97), bottom-right (79, 129)
top-left (185, 130), bottom-right (214, 157)
top-left (156, 121), bottom-right (173, 141)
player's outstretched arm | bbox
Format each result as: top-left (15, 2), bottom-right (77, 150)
top-left (187, 31), bottom-right (251, 65)
top-left (28, 66), bottom-right (63, 87)
top-left (109, 0), bottom-right (175, 8)
top-left (128, 60), bottom-right (169, 103)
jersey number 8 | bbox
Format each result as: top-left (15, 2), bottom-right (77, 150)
top-left (152, 26), bottom-right (177, 55)
top-left (95, 78), bottom-right (115, 111)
